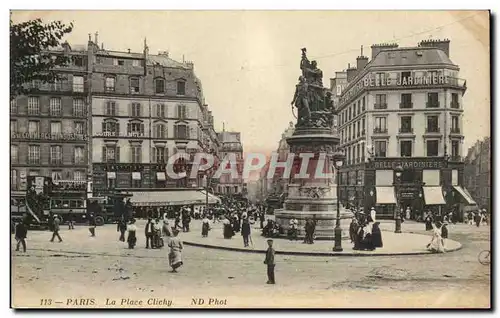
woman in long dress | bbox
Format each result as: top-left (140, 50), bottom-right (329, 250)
top-left (127, 219), bottom-right (137, 249)
top-left (201, 216), bottom-right (210, 237)
top-left (168, 229), bottom-right (184, 272)
top-left (426, 222), bottom-right (445, 253)
top-left (424, 212), bottom-right (433, 231)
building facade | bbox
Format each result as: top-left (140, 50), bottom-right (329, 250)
top-left (335, 39), bottom-right (473, 219)
top-left (10, 43), bottom-right (90, 196)
top-left (11, 34), bottom-right (226, 201)
top-left (216, 131), bottom-right (245, 196)
top-left (84, 36), bottom-right (217, 194)
top-left (464, 137), bottom-right (491, 210)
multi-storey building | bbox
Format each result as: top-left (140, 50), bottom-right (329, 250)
top-left (335, 39), bottom-right (473, 219)
top-left (216, 131), bottom-right (245, 196)
top-left (11, 34), bottom-right (225, 208)
top-left (10, 42), bottom-right (90, 198)
top-left (464, 137), bottom-right (491, 210)
top-left (270, 121), bottom-right (295, 198)
top-left (86, 37), bottom-right (215, 194)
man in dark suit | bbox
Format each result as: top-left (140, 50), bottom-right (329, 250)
top-left (15, 221), bottom-right (28, 252)
top-left (145, 218), bottom-right (155, 248)
top-left (263, 239), bottom-right (276, 284)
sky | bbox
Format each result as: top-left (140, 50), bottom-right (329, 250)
top-left (12, 10), bottom-right (490, 155)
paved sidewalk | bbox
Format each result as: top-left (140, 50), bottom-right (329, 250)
top-left (179, 220), bottom-right (462, 256)
top-left (13, 219), bottom-right (462, 257)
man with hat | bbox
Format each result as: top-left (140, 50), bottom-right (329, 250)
top-left (263, 239), bottom-right (276, 284)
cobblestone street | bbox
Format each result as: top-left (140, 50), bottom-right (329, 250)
top-left (12, 220), bottom-right (490, 308)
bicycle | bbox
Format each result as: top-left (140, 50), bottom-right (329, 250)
top-left (478, 250), bottom-right (490, 265)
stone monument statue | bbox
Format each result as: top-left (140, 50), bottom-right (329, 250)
top-left (291, 48), bottom-right (335, 130)
top-left (275, 48), bottom-right (351, 240)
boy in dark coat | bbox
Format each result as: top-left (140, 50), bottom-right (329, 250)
top-left (117, 217), bottom-right (127, 242)
top-left (263, 239), bottom-right (276, 284)
top-left (145, 218), bottom-right (155, 248)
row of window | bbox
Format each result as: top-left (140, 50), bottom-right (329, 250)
top-left (10, 169), bottom-right (86, 189)
top-left (12, 97), bottom-right (86, 117)
top-left (101, 121), bottom-right (193, 140)
top-left (339, 92), bottom-right (460, 126)
top-left (343, 139), bottom-right (461, 166)
top-left (340, 114), bottom-right (461, 144)
top-left (103, 101), bottom-right (187, 118)
top-left (11, 145), bottom-right (86, 165)
top-left (11, 120), bottom-right (85, 135)
top-left (105, 77), bottom-right (186, 95)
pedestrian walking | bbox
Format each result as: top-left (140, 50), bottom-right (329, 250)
top-left (50, 215), bottom-right (63, 242)
top-left (241, 217), bottom-right (251, 247)
top-left (88, 213), bottom-right (96, 237)
top-left (259, 211), bottom-right (265, 229)
top-left (127, 219), bottom-right (137, 249)
top-left (68, 212), bottom-right (75, 230)
top-left (263, 239), bottom-right (276, 284)
top-left (201, 215), bottom-right (210, 237)
top-left (168, 229), bottom-right (184, 273)
top-left (117, 216), bottom-right (127, 242)
top-left (145, 218), bottom-right (155, 249)
top-left (15, 221), bottom-right (28, 252)
top-left (474, 212), bottom-right (482, 227)
top-left (153, 218), bottom-right (163, 248)
top-left (441, 222), bottom-right (449, 249)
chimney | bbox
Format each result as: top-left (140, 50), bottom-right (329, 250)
top-left (371, 42), bottom-right (399, 60)
top-left (418, 38), bottom-right (451, 57)
top-left (346, 63), bottom-right (358, 83)
top-left (356, 45), bottom-right (369, 70)
top-left (94, 32), bottom-right (98, 46)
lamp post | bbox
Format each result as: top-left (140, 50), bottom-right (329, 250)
top-left (394, 164), bottom-right (403, 233)
top-left (333, 151), bottom-right (345, 252)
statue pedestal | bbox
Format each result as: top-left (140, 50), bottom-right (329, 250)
top-left (274, 128), bottom-right (353, 240)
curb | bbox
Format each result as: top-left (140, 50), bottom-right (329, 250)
top-left (182, 240), bottom-right (463, 257)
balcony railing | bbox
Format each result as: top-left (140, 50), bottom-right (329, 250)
top-left (426, 101), bottom-right (440, 108)
top-left (26, 81), bottom-right (87, 93)
top-left (373, 128), bottom-right (388, 134)
top-left (425, 127), bottom-right (440, 133)
top-left (50, 159), bottom-right (63, 165)
top-left (399, 128), bottom-right (414, 133)
top-left (374, 103), bottom-right (387, 109)
top-left (399, 102), bottom-right (413, 109)
top-left (28, 158), bottom-right (40, 165)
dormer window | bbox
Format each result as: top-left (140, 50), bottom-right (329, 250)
top-left (177, 81), bottom-right (186, 95)
top-left (105, 77), bottom-right (115, 92)
top-left (130, 78), bottom-right (140, 94)
top-left (155, 78), bottom-right (165, 94)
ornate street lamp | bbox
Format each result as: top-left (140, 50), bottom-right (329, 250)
top-left (333, 151), bottom-right (345, 252)
top-left (394, 164), bottom-right (403, 233)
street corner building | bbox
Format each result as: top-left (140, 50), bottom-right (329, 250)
top-left (332, 39), bottom-right (476, 220)
top-left (10, 33), bottom-right (243, 211)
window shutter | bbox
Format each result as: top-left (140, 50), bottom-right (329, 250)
top-left (102, 146), bottom-right (106, 162)
top-left (130, 147), bottom-right (133, 163)
top-left (116, 123), bottom-right (120, 136)
top-left (140, 124), bottom-right (145, 135)
top-left (151, 147), bottom-right (156, 163)
top-left (127, 123), bottom-right (131, 134)
top-left (102, 121), bottom-right (106, 133)
top-left (186, 126), bottom-right (190, 139)
top-left (116, 147), bottom-right (120, 163)
top-left (138, 104), bottom-right (141, 117)
top-left (105, 101), bottom-right (109, 115)
top-left (139, 147), bottom-right (142, 163)
top-left (174, 125), bottom-right (178, 139)
top-left (112, 102), bottom-right (116, 116)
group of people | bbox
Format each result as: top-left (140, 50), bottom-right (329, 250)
top-left (349, 207), bottom-right (383, 251)
top-left (466, 209), bottom-right (489, 227)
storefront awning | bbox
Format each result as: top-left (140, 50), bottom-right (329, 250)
top-left (132, 172), bottom-right (141, 180)
top-left (376, 187), bottom-right (396, 204)
top-left (107, 172), bottom-right (116, 179)
top-left (453, 186), bottom-right (476, 205)
top-left (129, 190), bottom-right (221, 207)
top-left (423, 186), bottom-right (446, 205)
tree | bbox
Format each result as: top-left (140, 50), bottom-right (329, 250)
top-left (10, 18), bottom-right (74, 99)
